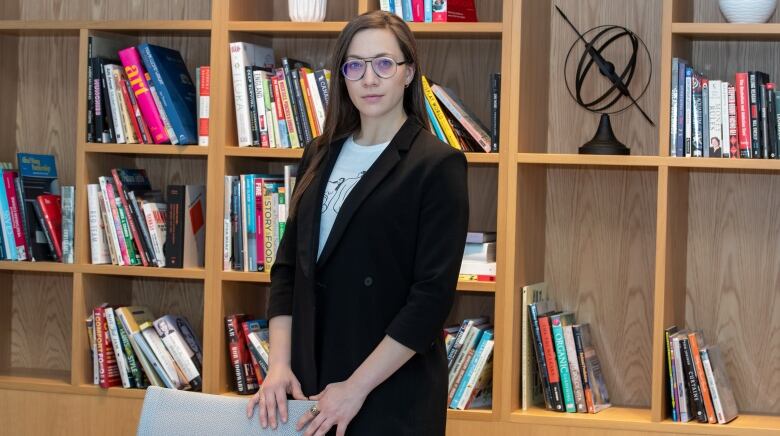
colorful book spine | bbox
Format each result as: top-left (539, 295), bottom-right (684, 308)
top-left (198, 66), bottom-right (210, 146)
top-left (551, 313), bottom-right (576, 412)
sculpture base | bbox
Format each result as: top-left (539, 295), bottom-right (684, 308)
top-left (579, 114), bottom-right (630, 155)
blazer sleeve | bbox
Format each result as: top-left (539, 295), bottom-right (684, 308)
top-left (268, 146), bottom-right (315, 319)
top-left (385, 151), bottom-right (469, 354)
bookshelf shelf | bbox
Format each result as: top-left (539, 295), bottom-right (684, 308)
top-left (79, 264), bottom-right (206, 280)
top-left (224, 147), bottom-right (304, 159)
top-left (516, 153), bottom-right (663, 167)
top-left (666, 157), bottom-right (780, 171)
top-left (78, 384), bottom-right (147, 399)
top-left (0, 20), bottom-right (211, 31)
top-left (83, 143), bottom-right (210, 156)
top-left (657, 415), bottom-right (780, 436)
top-left (221, 271), bottom-right (271, 283)
top-left (227, 21), bottom-right (503, 36)
top-left (455, 280), bottom-right (496, 293)
top-left (671, 22), bottom-right (780, 39)
top-left (509, 407), bottom-right (652, 429)
top-left (0, 261), bottom-right (78, 273)
top-left (446, 408), bottom-right (494, 421)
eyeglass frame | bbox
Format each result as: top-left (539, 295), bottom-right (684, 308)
top-left (341, 56), bottom-right (411, 81)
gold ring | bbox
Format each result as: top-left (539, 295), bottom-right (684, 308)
top-left (309, 404), bottom-right (320, 417)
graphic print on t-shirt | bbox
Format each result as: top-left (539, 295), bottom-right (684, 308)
top-left (322, 171), bottom-right (366, 215)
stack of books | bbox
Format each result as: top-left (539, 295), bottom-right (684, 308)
top-left (87, 36), bottom-right (208, 146)
top-left (444, 316), bottom-right (494, 409)
top-left (0, 153), bottom-right (74, 263)
top-left (225, 314), bottom-right (270, 395)
top-left (379, 0), bottom-right (478, 22)
top-left (88, 169), bottom-right (206, 268)
top-left (459, 231), bottom-right (496, 281)
top-left (87, 305), bottom-right (203, 391)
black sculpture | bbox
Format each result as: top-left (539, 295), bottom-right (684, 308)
top-left (557, 6), bottom-right (654, 155)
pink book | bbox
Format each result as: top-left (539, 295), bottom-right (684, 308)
top-left (118, 46), bottom-right (170, 144)
top-left (412, 0), bottom-right (425, 21)
top-left (254, 177), bottom-right (265, 272)
top-left (3, 170), bottom-right (27, 260)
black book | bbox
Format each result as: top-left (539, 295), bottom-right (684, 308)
top-left (528, 302), bottom-right (554, 410)
top-left (290, 68), bottom-right (313, 145)
top-left (87, 37), bottom-right (95, 142)
top-left (760, 84), bottom-right (771, 159)
top-left (17, 153), bottom-right (58, 261)
top-left (768, 86), bottom-right (778, 159)
top-left (490, 72), bottom-right (500, 153)
top-left (164, 185), bottom-right (185, 268)
top-left (95, 56), bottom-right (119, 143)
top-left (281, 58), bottom-right (312, 147)
top-left (245, 66), bottom-right (260, 146)
top-left (231, 178), bottom-right (243, 271)
top-left (539, 311), bottom-right (564, 412)
top-left (680, 336), bottom-right (708, 423)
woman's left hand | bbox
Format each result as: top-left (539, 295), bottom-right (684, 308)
top-left (297, 380), bottom-right (367, 436)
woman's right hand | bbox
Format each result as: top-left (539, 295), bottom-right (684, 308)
top-left (246, 364), bottom-right (307, 429)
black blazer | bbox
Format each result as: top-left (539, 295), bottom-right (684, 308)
top-left (268, 117), bottom-right (469, 435)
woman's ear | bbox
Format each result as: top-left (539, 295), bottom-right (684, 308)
top-left (405, 63), bottom-right (415, 87)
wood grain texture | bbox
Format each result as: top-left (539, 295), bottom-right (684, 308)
top-left (547, 0), bottom-right (662, 156)
top-left (692, 39), bottom-right (780, 87)
top-left (0, 272), bottom-right (12, 371)
top-left (445, 292), bottom-right (495, 328)
top-left (0, 35), bottom-right (19, 160)
top-left (10, 272), bottom-right (72, 372)
top-left (15, 0), bottom-right (210, 20)
top-left (13, 34), bottom-right (79, 185)
top-left (693, 0), bottom-right (780, 24)
top-left (467, 166), bottom-right (497, 233)
top-left (544, 166), bottom-right (657, 407)
top-left (686, 169), bottom-right (780, 415)
top-left (517, 0), bottom-right (551, 153)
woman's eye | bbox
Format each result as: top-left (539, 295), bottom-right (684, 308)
top-left (377, 58), bottom-right (394, 70)
top-left (347, 61), bottom-right (362, 71)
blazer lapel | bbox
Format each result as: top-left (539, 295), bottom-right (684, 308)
top-left (316, 118), bottom-right (421, 269)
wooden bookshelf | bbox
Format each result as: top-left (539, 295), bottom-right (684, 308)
top-left (1, 0), bottom-right (778, 435)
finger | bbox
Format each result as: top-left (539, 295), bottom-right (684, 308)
top-left (304, 413), bottom-right (327, 436)
top-left (314, 417), bottom-right (335, 436)
top-left (246, 392), bottom-right (260, 418)
top-left (296, 408), bottom-right (315, 431)
top-left (309, 392), bottom-right (322, 401)
top-left (336, 422), bottom-right (347, 436)
top-left (275, 388), bottom-right (289, 424)
top-left (291, 380), bottom-right (307, 400)
top-left (266, 389), bottom-right (279, 429)
top-left (258, 391), bottom-right (269, 428)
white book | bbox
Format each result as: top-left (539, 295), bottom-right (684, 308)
top-left (306, 71), bottom-right (326, 134)
top-left (253, 69), bottom-right (269, 146)
top-left (230, 42), bottom-right (275, 147)
top-left (97, 191), bottom-right (119, 265)
top-left (142, 202), bottom-right (167, 268)
top-left (198, 66), bottom-right (210, 147)
top-left (672, 334), bottom-right (691, 422)
top-left (88, 314), bottom-right (99, 384)
top-left (150, 84), bottom-right (178, 145)
top-left (456, 339), bottom-right (494, 410)
top-left (60, 186), bottom-right (75, 264)
top-left (183, 185), bottom-right (207, 268)
top-left (262, 74), bottom-right (278, 149)
top-left (521, 282), bottom-right (550, 410)
top-left (140, 322), bottom-right (185, 389)
top-left (104, 64), bottom-right (126, 144)
top-left (463, 242), bottom-right (496, 262)
top-left (670, 58), bottom-right (679, 157)
top-left (685, 71), bottom-right (693, 157)
top-left (153, 316), bottom-right (201, 389)
top-left (564, 325), bottom-right (587, 412)
top-left (224, 176), bottom-right (235, 271)
top-left (380, 0), bottom-right (392, 11)
top-left (98, 177), bottom-right (125, 266)
top-left (114, 306), bottom-right (165, 388)
top-left (459, 260), bottom-right (496, 276)
top-left (87, 184), bottom-right (111, 264)
top-left (721, 81), bottom-right (730, 158)
top-left (104, 307), bottom-right (132, 388)
top-left (708, 79), bottom-right (722, 157)
top-left (110, 66), bottom-right (138, 144)
top-left (393, 0), bottom-right (404, 18)
top-left (284, 165), bottom-right (298, 208)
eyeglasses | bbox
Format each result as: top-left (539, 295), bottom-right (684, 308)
top-left (341, 56), bottom-right (409, 81)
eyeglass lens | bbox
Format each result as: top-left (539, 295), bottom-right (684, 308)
top-left (342, 57), bottom-right (398, 80)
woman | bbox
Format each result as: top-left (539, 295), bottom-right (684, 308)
top-left (246, 10), bottom-right (469, 436)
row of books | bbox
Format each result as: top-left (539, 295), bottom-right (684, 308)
top-left (229, 42), bottom-right (498, 153)
top-left (670, 58), bottom-right (780, 159)
top-left (230, 42), bottom-right (330, 149)
top-left (459, 231), bottom-right (496, 281)
top-left (444, 316), bottom-right (494, 410)
top-left (526, 283), bottom-right (611, 413)
top-left (665, 327), bottom-right (738, 425)
top-left (379, 0), bottom-right (478, 22)
top-left (87, 304), bottom-right (203, 391)
top-left (88, 169), bottom-right (206, 268)
top-left (225, 314), bottom-right (270, 395)
top-left (0, 154), bottom-right (73, 263)
top-left (223, 167), bottom-right (297, 272)
top-left (87, 36), bottom-right (209, 146)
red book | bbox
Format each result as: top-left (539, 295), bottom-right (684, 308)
top-left (36, 194), bottom-right (62, 260)
top-left (225, 314), bottom-right (258, 394)
top-left (735, 72), bottom-right (752, 158)
top-left (198, 66), bottom-right (210, 146)
top-left (447, 0), bottom-right (477, 22)
top-left (538, 315), bottom-right (564, 411)
top-left (111, 169), bottom-right (150, 267)
top-left (411, 0), bottom-right (425, 21)
top-left (94, 306), bottom-right (122, 388)
top-left (119, 77), bottom-right (144, 144)
top-left (240, 321), bottom-right (265, 386)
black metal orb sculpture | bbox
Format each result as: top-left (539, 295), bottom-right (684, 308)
top-left (557, 6), bottom-right (654, 155)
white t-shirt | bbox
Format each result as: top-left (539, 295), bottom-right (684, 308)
top-left (318, 135), bottom-right (390, 260)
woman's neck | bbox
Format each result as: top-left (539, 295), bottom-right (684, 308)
top-left (354, 110), bottom-right (407, 145)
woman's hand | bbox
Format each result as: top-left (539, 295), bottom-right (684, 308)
top-left (246, 364), bottom-right (307, 429)
top-left (296, 380), bottom-right (368, 436)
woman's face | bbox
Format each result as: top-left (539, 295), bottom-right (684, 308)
top-left (343, 28), bottom-right (414, 122)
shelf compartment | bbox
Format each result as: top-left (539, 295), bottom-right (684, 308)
top-left (0, 1), bottom-right (211, 21)
top-left (656, 414), bottom-right (780, 435)
top-left (1, 271), bottom-right (73, 386)
top-left (228, 0), bottom-right (358, 22)
top-left (0, 261), bottom-right (78, 273)
top-left (446, 407), bottom-right (494, 421)
top-left (228, 21), bottom-right (503, 37)
top-left (84, 143), bottom-right (210, 156)
top-left (509, 406), bottom-right (652, 429)
top-left (0, 20), bottom-right (212, 32)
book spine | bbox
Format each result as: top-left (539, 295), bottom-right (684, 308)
top-left (680, 337), bottom-right (708, 423)
top-left (94, 307), bottom-right (122, 388)
top-left (104, 65), bottom-right (127, 143)
top-left (281, 59), bottom-right (307, 146)
top-left (452, 330), bottom-right (492, 409)
top-left (245, 67), bottom-right (260, 146)
top-left (551, 318), bottom-right (576, 412)
top-left (490, 72), bottom-right (500, 153)
top-left (254, 178), bottom-right (266, 272)
top-left (104, 307), bottom-right (133, 388)
top-left (726, 83), bottom-right (737, 158)
top-left (670, 58), bottom-right (679, 156)
top-left (140, 322), bottom-right (185, 389)
top-left (119, 47), bottom-right (169, 144)
top-left (0, 171), bottom-right (15, 260)
top-left (225, 315), bottom-right (255, 394)
top-left (422, 76), bottom-right (460, 149)
top-left (87, 185), bottom-right (111, 264)
top-left (685, 67), bottom-right (693, 157)
top-left (142, 203), bottom-right (167, 268)
top-left (563, 326), bottom-right (587, 412)
top-left (700, 350), bottom-right (726, 424)
top-left (736, 72), bottom-right (752, 158)
top-left (302, 70), bottom-right (323, 136)
top-left (314, 69), bottom-right (330, 109)
top-left (198, 66), bottom-right (210, 146)
top-left (767, 84), bottom-right (777, 159)
top-left (87, 38), bottom-right (94, 142)
top-left (60, 186), bottom-right (74, 264)
top-left (271, 75), bottom-right (291, 148)
top-left (760, 84), bottom-right (770, 159)
top-left (298, 70), bottom-right (318, 138)
top-left (224, 176), bottom-right (233, 270)
top-left (664, 329), bottom-right (678, 421)
top-left (276, 69), bottom-right (300, 148)
top-left (125, 78), bottom-right (151, 144)
top-left (749, 72), bottom-right (762, 158)
top-left (114, 308), bottom-right (163, 387)
top-left (113, 195), bottom-right (140, 266)
top-left (231, 178), bottom-right (243, 271)
top-left (111, 171), bottom-right (149, 267)
top-left (572, 325), bottom-right (594, 413)
top-left (150, 83), bottom-right (179, 145)
top-left (3, 171), bottom-right (26, 259)
top-left (262, 74), bottom-right (278, 148)
top-left (538, 316), bottom-right (564, 411)
top-left (127, 191), bottom-right (157, 267)
top-left (153, 316), bottom-right (202, 390)
top-left (117, 73), bottom-right (141, 144)
top-left (702, 78), bottom-right (709, 157)
top-left (32, 199), bottom-right (59, 261)
top-left (115, 318), bottom-right (145, 388)
top-left (253, 70), bottom-right (269, 148)
top-left (672, 336), bottom-right (691, 421)
top-left (263, 183), bottom-right (276, 270)
top-left (529, 304), bottom-right (553, 410)
top-left (289, 68), bottom-right (313, 145)
top-left (230, 43), bottom-right (253, 146)
top-left (691, 73), bottom-right (703, 157)
top-left (675, 60), bottom-right (686, 157)
top-left (689, 334), bottom-right (717, 423)
top-left (165, 185), bottom-right (185, 268)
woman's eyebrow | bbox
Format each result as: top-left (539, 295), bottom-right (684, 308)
top-left (345, 52), bottom-right (394, 59)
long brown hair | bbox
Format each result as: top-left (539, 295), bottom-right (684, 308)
top-left (287, 10), bottom-right (428, 219)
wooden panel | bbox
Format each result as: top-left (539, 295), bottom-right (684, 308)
top-left (13, 34), bottom-right (80, 185)
top-left (0, 272), bottom-right (12, 372)
top-left (467, 166), bottom-right (498, 233)
top-left (544, 166), bottom-right (657, 407)
top-left (686, 169), bottom-right (780, 414)
top-left (131, 278), bottom-right (204, 341)
top-left (16, 0), bottom-right (210, 21)
top-left (0, 35), bottom-right (19, 157)
top-left (10, 272), bottom-right (72, 372)
top-left (693, 0), bottom-right (780, 24)
top-left (692, 40), bottom-right (780, 87)
top-left (517, 0), bottom-right (551, 153)
top-left (546, 0), bottom-right (662, 156)
top-left (273, 0), bottom-right (358, 21)
top-left (445, 292), bottom-right (495, 327)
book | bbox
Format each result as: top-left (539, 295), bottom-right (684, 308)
top-left (550, 312), bottom-right (576, 412)
top-left (521, 282), bottom-right (550, 410)
top-left (700, 345), bottom-right (738, 424)
top-left (229, 42), bottom-right (275, 147)
top-left (16, 153), bottom-right (59, 261)
top-left (60, 186), bottom-right (74, 264)
top-left (153, 315), bottom-right (202, 391)
top-left (577, 323), bottom-right (611, 413)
